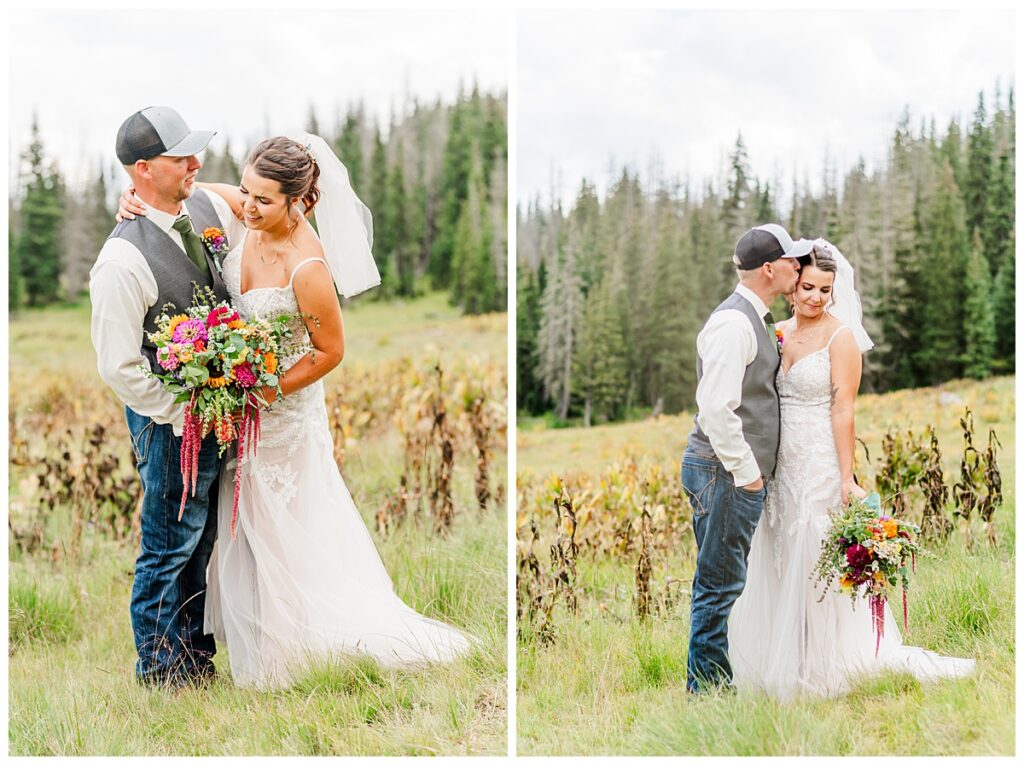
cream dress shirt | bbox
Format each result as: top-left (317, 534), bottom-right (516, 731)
top-left (693, 283), bottom-right (772, 488)
top-left (89, 188), bottom-right (244, 435)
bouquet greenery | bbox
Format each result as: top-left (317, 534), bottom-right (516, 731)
top-left (143, 286), bottom-right (299, 536)
top-left (813, 492), bottom-right (927, 655)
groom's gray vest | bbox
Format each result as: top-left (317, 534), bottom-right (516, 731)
top-left (687, 292), bottom-right (782, 478)
top-left (107, 190), bottom-right (230, 373)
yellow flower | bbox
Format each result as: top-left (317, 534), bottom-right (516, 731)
top-left (207, 376), bottom-right (229, 388)
top-left (839, 574), bottom-right (853, 592)
top-left (167, 314), bottom-right (190, 336)
top-left (178, 348), bottom-right (193, 363)
top-left (228, 319), bottom-right (245, 329)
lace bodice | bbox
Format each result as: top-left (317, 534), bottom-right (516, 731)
top-left (764, 326), bottom-right (850, 574)
top-left (221, 234), bottom-right (330, 458)
top-left (777, 345), bottom-right (835, 408)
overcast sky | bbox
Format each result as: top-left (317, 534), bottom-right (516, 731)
top-left (9, 9), bottom-right (507, 188)
top-left (519, 9), bottom-right (1015, 209)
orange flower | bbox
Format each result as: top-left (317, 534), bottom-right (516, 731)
top-left (207, 376), bottom-right (229, 388)
top-left (227, 319), bottom-right (246, 330)
top-left (193, 339), bottom-right (206, 353)
top-left (263, 352), bottom-right (277, 375)
top-left (882, 519), bottom-right (898, 539)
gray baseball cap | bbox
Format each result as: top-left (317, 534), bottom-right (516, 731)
top-left (733, 223), bottom-right (814, 269)
top-left (115, 106), bottom-right (215, 164)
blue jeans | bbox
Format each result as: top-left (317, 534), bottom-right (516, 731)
top-left (125, 407), bottom-right (220, 684)
top-left (682, 447), bottom-right (766, 693)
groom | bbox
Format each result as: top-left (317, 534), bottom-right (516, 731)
top-left (681, 223), bottom-right (810, 693)
top-left (90, 106), bottom-right (241, 687)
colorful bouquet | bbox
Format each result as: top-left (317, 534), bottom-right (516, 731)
top-left (813, 492), bottom-right (927, 656)
top-left (143, 286), bottom-right (297, 537)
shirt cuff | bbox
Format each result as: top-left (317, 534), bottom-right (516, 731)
top-left (732, 459), bottom-right (762, 488)
top-left (169, 405), bottom-right (186, 437)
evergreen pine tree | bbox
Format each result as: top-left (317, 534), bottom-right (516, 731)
top-left (962, 230), bottom-right (996, 379)
top-left (572, 277), bottom-right (628, 425)
top-left (650, 189), bottom-right (698, 413)
top-left (982, 152), bottom-right (1013, 276)
top-left (722, 133), bottom-right (752, 238)
top-left (388, 141), bottom-right (414, 296)
top-left (16, 116), bottom-right (63, 306)
top-left (9, 222), bottom-right (22, 310)
top-left (991, 233), bottom-right (1015, 371)
top-left (915, 159), bottom-right (969, 384)
top-left (939, 117), bottom-right (964, 189)
top-left (488, 148), bottom-right (508, 310)
top-left (516, 265), bottom-right (546, 413)
top-left (367, 126), bottom-right (390, 285)
top-left (335, 107), bottom-right (365, 194)
top-left (449, 144), bottom-right (496, 313)
top-left (429, 98), bottom-right (473, 287)
top-left (965, 90), bottom-right (994, 235)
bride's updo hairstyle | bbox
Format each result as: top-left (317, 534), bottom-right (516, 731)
top-left (798, 242), bottom-right (839, 275)
top-left (245, 137), bottom-right (322, 217)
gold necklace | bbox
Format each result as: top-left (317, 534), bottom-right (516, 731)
top-left (257, 233), bottom-right (279, 266)
top-left (791, 319), bottom-right (826, 344)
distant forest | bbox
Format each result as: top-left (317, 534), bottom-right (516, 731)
top-left (518, 84), bottom-right (1015, 425)
top-left (10, 86), bottom-right (507, 315)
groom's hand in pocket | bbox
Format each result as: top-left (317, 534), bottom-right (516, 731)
top-left (741, 477), bottom-right (764, 493)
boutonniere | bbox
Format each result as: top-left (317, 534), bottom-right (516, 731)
top-left (201, 227), bottom-right (229, 273)
top-left (775, 327), bottom-right (785, 351)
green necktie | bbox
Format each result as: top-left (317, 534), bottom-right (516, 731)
top-left (764, 311), bottom-right (777, 349)
top-left (172, 214), bottom-right (211, 277)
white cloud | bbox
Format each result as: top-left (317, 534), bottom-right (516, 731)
top-left (9, 9), bottom-right (507, 187)
top-left (518, 9), bottom-right (1015, 208)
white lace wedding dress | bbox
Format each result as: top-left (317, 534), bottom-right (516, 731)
top-left (205, 235), bottom-right (474, 689)
top-left (729, 325), bottom-right (974, 700)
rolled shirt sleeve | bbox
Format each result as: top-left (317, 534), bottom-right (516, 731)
top-left (694, 309), bottom-right (762, 487)
top-left (90, 239), bottom-right (186, 434)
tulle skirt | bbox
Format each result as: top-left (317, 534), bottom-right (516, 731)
top-left (204, 424), bottom-right (474, 689)
top-left (729, 481), bottom-right (975, 700)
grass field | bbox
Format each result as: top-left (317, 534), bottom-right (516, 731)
top-left (516, 376), bottom-right (1015, 756)
top-left (8, 292), bottom-right (508, 756)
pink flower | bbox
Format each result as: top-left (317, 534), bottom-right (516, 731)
top-left (232, 361), bottom-right (258, 388)
top-left (157, 345), bottom-right (180, 371)
top-left (206, 305), bottom-right (240, 328)
top-left (172, 319), bottom-right (208, 344)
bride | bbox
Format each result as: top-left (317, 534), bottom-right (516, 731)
top-left (728, 239), bottom-right (974, 700)
top-left (122, 134), bottom-right (474, 689)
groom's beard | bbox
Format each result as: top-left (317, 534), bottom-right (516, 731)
top-left (177, 175), bottom-right (197, 201)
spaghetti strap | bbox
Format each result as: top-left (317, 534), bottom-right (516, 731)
top-left (826, 325), bottom-right (851, 349)
top-left (288, 257), bottom-right (331, 289)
